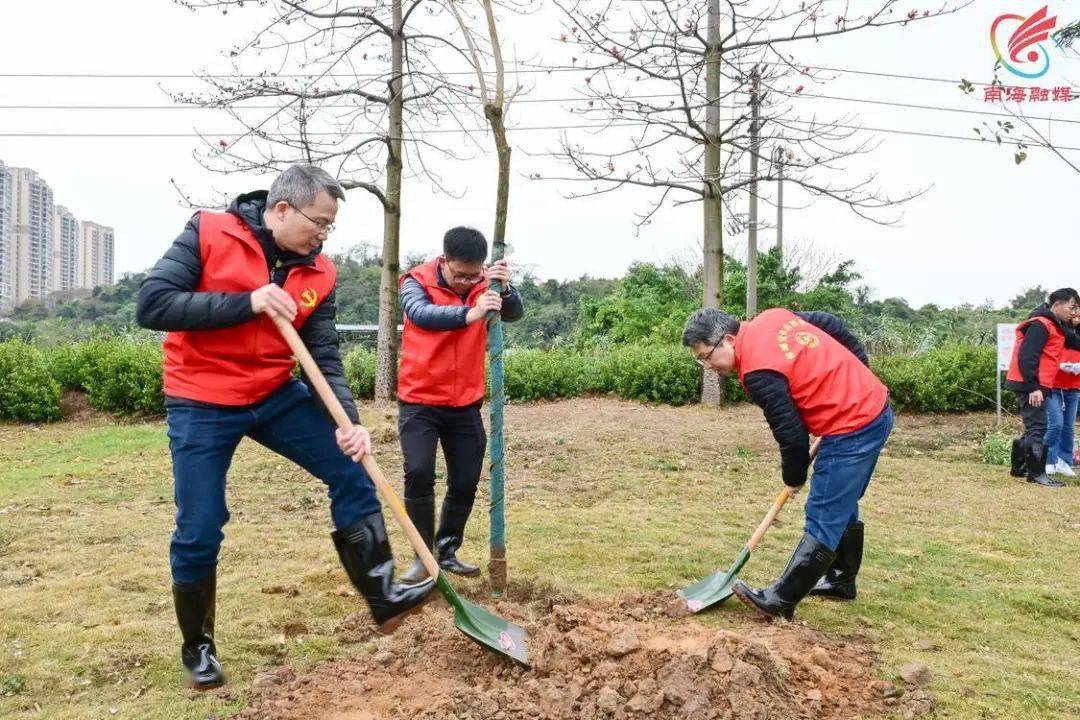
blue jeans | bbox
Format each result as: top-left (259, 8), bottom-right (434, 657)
top-left (1045, 389), bottom-right (1080, 466)
top-left (805, 404), bottom-right (894, 550)
top-left (166, 380), bottom-right (380, 584)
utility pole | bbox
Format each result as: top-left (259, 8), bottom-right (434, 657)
top-left (746, 64), bottom-right (760, 318)
top-left (775, 146), bottom-right (784, 266)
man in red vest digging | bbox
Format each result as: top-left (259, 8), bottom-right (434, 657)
top-left (683, 307), bottom-right (892, 621)
top-left (1005, 288), bottom-right (1080, 488)
top-left (396, 227), bottom-right (524, 583)
top-left (137, 165), bottom-right (435, 690)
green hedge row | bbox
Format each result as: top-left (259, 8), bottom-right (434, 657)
top-left (0, 340), bottom-right (62, 422)
top-left (870, 345), bottom-right (995, 413)
top-left (342, 344), bottom-right (741, 406)
top-left (0, 338), bottom-right (163, 421)
top-left (0, 339), bottom-right (999, 422)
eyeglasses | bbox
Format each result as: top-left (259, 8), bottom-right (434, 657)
top-left (289, 203), bottom-right (335, 235)
top-left (444, 263), bottom-right (484, 284)
top-left (694, 340), bottom-right (722, 368)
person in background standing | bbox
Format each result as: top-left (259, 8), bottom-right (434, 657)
top-left (1045, 315), bottom-right (1080, 478)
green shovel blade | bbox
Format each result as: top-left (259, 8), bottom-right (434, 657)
top-left (677, 545), bottom-right (751, 613)
top-left (436, 574), bottom-right (530, 666)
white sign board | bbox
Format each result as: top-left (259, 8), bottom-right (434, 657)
top-left (997, 324), bottom-right (1017, 371)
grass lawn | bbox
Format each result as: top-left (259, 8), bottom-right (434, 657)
top-left (0, 398), bottom-right (1077, 719)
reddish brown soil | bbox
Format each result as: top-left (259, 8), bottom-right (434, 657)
top-left (228, 588), bottom-right (933, 720)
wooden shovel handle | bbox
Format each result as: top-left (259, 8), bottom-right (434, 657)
top-left (746, 437), bottom-right (822, 551)
top-left (271, 315), bottom-right (441, 579)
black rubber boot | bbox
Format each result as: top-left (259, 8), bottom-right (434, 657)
top-left (173, 572), bottom-right (225, 690)
top-left (809, 521), bottom-right (863, 600)
top-left (399, 495), bottom-right (435, 584)
top-left (732, 533), bottom-right (836, 621)
top-left (434, 499), bottom-right (480, 577)
top-left (332, 512), bottom-right (437, 634)
top-left (1026, 440), bottom-right (1065, 488)
top-left (1010, 438), bottom-right (1027, 478)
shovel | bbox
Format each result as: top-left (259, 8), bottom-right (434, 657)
top-left (678, 437), bottom-right (822, 613)
top-left (272, 316), bottom-right (530, 666)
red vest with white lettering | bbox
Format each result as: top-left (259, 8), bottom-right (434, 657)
top-left (1055, 347), bottom-right (1080, 390)
top-left (1006, 316), bottom-right (1064, 390)
top-left (735, 308), bottom-right (888, 436)
top-left (397, 258), bottom-right (488, 407)
top-left (162, 210), bottom-right (337, 405)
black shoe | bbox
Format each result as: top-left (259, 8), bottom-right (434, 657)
top-left (809, 521), bottom-right (863, 600)
top-left (173, 573), bottom-right (225, 690)
top-left (1026, 440), bottom-right (1065, 488)
top-left (732, 533), bottom-right (836, 621)
top-left (332, 512), bottom-right (437, 634)
top-left (1010, 438), bottom-right (1027, 478)
top-left (434, 499), bottom-right (480, 577)
top-left (399, 495), bottom-right (435, 584)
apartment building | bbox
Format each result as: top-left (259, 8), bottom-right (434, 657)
top-left (0, 161), bottom-right (116, 313)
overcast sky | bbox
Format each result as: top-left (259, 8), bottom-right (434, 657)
top-left (1, 0), bottom-right (1077, 308)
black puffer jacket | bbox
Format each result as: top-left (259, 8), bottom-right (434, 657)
top-left (136, 191), bottom-right (359, 423)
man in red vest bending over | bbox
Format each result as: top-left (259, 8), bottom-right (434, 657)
top-left (1005, 288), bottom-right (1080, 488)
top-left (137, 165), bottom-right (435, 691)
top-left (396, 227), bottom-right (524, 583)
top-left (683, 307), bottom-right (892, 621)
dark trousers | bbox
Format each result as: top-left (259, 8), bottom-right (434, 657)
top-left (166, 380), bottom-right (381, 584)
top-left (1017, 390), bottom-right (1049, 445)
top-left (398, 400), bottom-right (486, 506)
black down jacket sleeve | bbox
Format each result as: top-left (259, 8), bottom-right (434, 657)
top-left (796, 311), bottom-right (869, 366)
top-left (298, 288), bottom-right (360, 425)
top-left (400, 277), bottom-right (469, 330)
top-left (743, 369), bottom-right (811, 488)
top-left (400, 278), bottom-right (526, 330)
top-left (135, 214), bottom-right (257, 331)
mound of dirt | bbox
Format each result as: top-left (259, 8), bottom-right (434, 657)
top-left (229, 590), bottom-right (933, 720)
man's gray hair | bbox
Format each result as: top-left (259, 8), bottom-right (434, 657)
top-left (267, 164), bottom-right (346, 209)
top-left (682, 308), bottom-right (740, 347)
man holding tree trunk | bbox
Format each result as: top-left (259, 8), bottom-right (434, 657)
top-left (396, 227), bottom-right (524, 583)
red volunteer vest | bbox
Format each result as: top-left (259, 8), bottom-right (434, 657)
top-left (1056, 347), bottom-right (1080, 390)
top-left (162, 210), bottom-right (337, 406)
top-left (397, 258), bottom-right (488, 407)
top-left (1006, 316), bottom-right (1064, 390)
top-left (735, 308), bottom-right (888, 436)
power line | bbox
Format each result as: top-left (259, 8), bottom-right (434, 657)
top-left (783, 91), bottom-right (1080, 126)
top-left (0, 121), bottom-right (1075, 152)
top-left (0, 63), bottom-right (1012, 85)
top-left (2, 89), bottom-right (1075, 128)
top-left (780, 118), bottom-right (1076, 151)
top-left (0, 122), bottom-right (646, 138)
top-left (0, 93), bottom-right (679, 110)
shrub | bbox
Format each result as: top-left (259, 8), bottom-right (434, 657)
top-left (504, 348), bottom-right (594, 401)
top-left (598, 345), bottom-right (701, 405)
top-left (503, 345), bottom-right (707, 406)
top-left (79, 339), bottom-right (164, 415)
top-left (46, 343), bottom-right (87, 390)
top-left (873, 345), bottom-right (995, 413)
top-left (344, 347), bottom-right (377, 399)
top-left (0, 340), bottom-right (62, 421)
